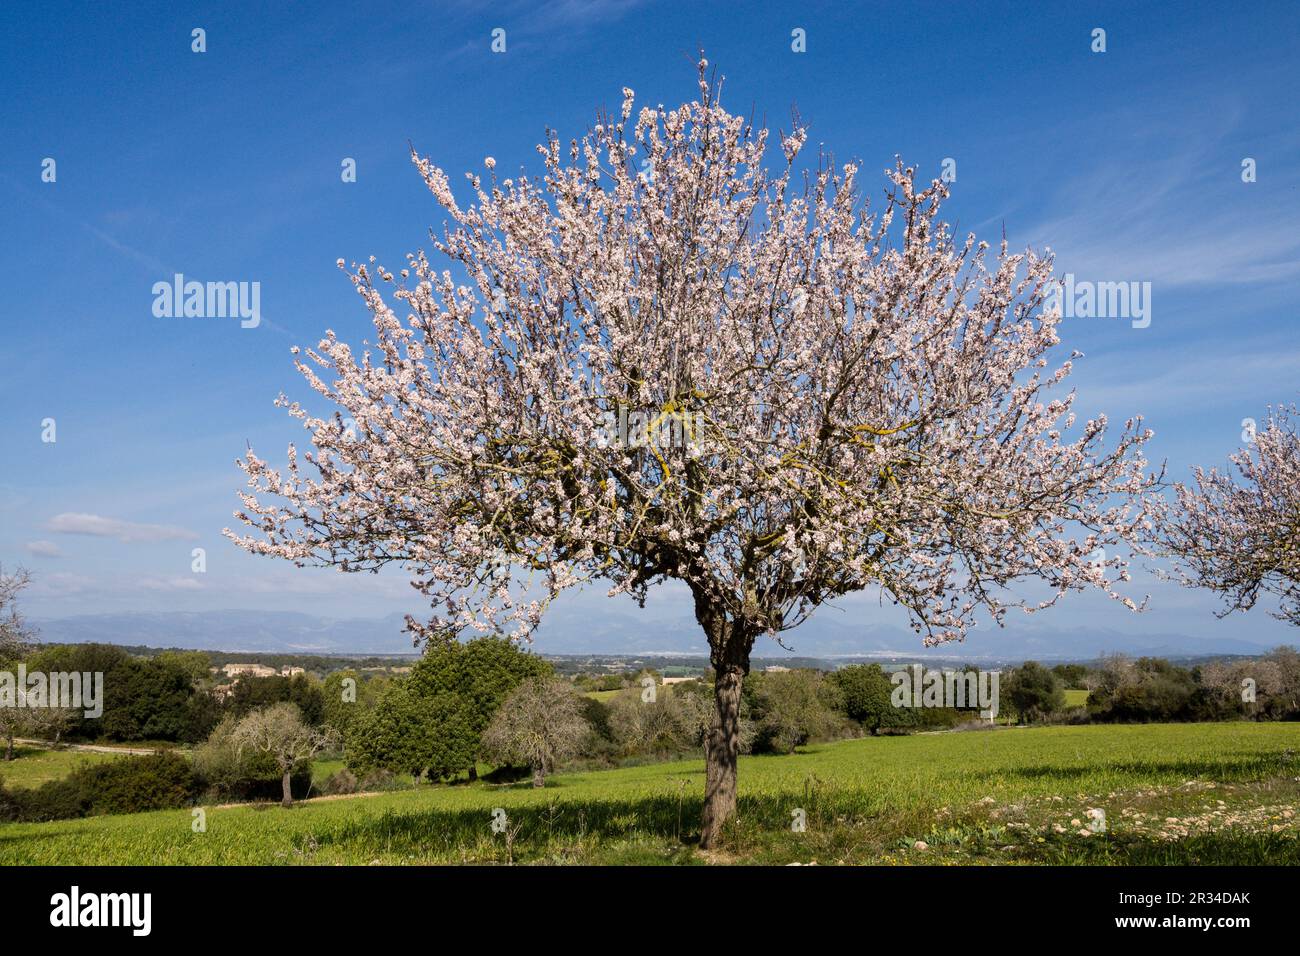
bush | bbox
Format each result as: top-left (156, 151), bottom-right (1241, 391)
top-left (830, 664), bottom-right (919, 735)
top-left (0, 776), bottom-right (88, 822)
top-left (746, 670), bottom-right (848, 754)
top-left (1005, 661), bottom-right (1066, 724)
top-left (72, 751), bottom-right (196, 815)
top-left (224, 674), bottom-right (326, 726)
top-left (1088, 656), bottom-right (1196, 723)
top-left (24, 644), bottom-right (211, 743)
top-left (482, 676), bottom-right (588, 786)
top-left (346, 682), bottom-right (436, 779)
top-left (322, 768), bottom-right (358, 795)
top-left (348, 638), bottom-right (552, 781)
top-left (358, 768), bottom-right (401, 792)
top-left (1051, 663), bottom-right (1091, 690)
top-left (579, 695), bottom-right (614, 743)
top-left (0, 752), bottom-right (196, 822)
top-left (606, 686), bottom-right (705, 757)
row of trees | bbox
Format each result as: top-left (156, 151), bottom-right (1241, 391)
top-left (1, 642), bottom-right (326, 751)
top-left (341, 661), bottom-right (1005, 788)
top-left (1086, 650), bottom-right (1300, 723)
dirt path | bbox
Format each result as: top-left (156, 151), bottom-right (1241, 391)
top-left (212, 790), bottom-right (396, 810)
top-left (14, 738), bottom-right (160, 756)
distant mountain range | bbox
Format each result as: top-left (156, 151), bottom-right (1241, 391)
top-left (30, 608), bottom-right (1281, 662)
top-left (33, 610), bottom-right (420, 656)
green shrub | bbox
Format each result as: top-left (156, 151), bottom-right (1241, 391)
top-left (746, 670), bottom-right (848, 754)
top-left (322, 768), bottom-right (358, 795)
top-left (0, 752), bottom-right (196, 822)
top-left (71, 752), bottom-right (195, 815)
top-left (0, 776), bottom-right (88, 822)
top-left (1006, 661), bottom-right (1066, 724)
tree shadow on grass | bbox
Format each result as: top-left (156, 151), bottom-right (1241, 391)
top-left (300, 789), bottom-right (816, 858)
top-left (972, 753), bottom-right (1297, 784)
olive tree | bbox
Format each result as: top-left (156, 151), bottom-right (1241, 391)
top-left (482, 676), bottom-right (588, 787)
top-left (232, 702), bottom-right (335, 807)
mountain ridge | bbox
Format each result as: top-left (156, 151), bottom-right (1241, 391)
top-left (30, 609), bottom-right (1278, 661)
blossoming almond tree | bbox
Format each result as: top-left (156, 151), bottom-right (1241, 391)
top-left (226, 61), bottom-right (1154, 846)
top-left (1154, 406), bottom-right (1300, 625)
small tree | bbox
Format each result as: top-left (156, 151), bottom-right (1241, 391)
top-left (346, 682), bottom-right (431, 780)
top-left (1198, 657), bottom-right (1281, 718)
top-left (0, 566), bottom-right (34, 665)
top-left (747, 669), bottom-right (839, 753)
top-left (1051, 663), bottom-right (1090, 690)
top-left (1005, 661), bottom-right (1064, 723)
top-left (31, 704), bottom-right (77, 748)
top-left (482, 677), bottom-right (588, 787)
top-left (1155, 406), bottom-right (1300, 624)
top-left (606, 684), bottom-right (710, 756)
top-left (1085, 655), bottom-right (1196, 722)
top-left (0, 569), bottom-right (37, 761)
top-left (232, 702), bottom-right (335, 807)
top-left (1267, 645), bottom-right (1300, 715)
top-left (0, 688), bottom-right (36, 761)
top-left (404, 637), bottom-right (551, 780)
top-left (831, 663), bottom-right (913, 735)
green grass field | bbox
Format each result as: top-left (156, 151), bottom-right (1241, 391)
top-left (0, 747), bottom-right (118, 789)
top-left (2, 722), bottom-right (1297, 865)
top-left (1064, 689), bottom-right (1090, 707)
top-left (310, 758), bottom-right (346, 787)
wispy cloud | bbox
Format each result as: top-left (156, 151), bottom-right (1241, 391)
top-left (436, 0), bottom-right (649, 64)
top-left (138, 576), bottom-right (204, 592)
top-left (0, 171), bottom-right (172, 276)
top-left (1021, 105), bottom-right (1300, 289)
top-left (47, 513), bottom-right (199, 543)
top-left (1070, 339), bottom-right (1300, 420)
top-left (24, 540), bottom-right (63, 558)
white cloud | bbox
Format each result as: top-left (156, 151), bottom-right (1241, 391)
top-left (46, 512), bottom-right (199, 543)
top-left (138, 576), bottom-right (204, 592)
top-left (30, 572), bottom-right (97, 596)
top-left (25, 540), bottom-right (63, 558)
top-left (1069, 340), bottom-right (1300, 419)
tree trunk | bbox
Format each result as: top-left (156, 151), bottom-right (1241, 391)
top-left (468, 764), bottom-right (477, 782)
top-left (281, 769), bottom-right (293, 807)
top-left (698, 601), bottom-right (754, 850)
top-left (531, 765), bottom-right (545, 788)
top-left (4, 734), bottom-right (12, 761)
top-left (701, 664), bottom-right (744, 847)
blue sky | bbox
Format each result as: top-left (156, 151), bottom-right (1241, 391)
top-left (2, 1), bottom-right (1298, 654)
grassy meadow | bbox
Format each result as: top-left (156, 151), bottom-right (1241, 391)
top-left (1, 722), bottom-right (1297, 865)
top-left (0, 746), bottom-right (118, 789)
